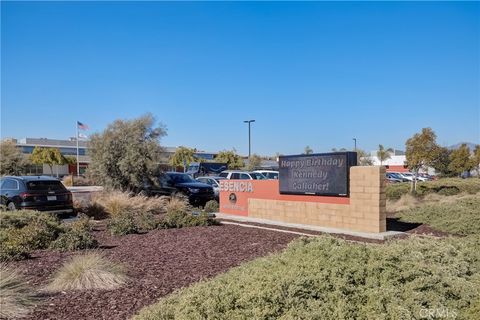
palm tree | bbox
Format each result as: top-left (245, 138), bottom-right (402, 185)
top-left (377, 144), bottom-right (394, 166)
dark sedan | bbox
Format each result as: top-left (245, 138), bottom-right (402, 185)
top-left (0, 176), bottom-right (74, 214)
top-left (140, 172), bottom-right (215, 206)
top-left (165, 172), bottom-right (215, 206)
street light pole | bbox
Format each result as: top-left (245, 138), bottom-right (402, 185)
top-left (243, 120), bottom-right (255, 158)
top-left (353, 138), bottom-right (357, 152)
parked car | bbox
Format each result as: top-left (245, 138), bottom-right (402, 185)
top-left (385, 173), bottom-right (402, 183)
top-left (253, 170), bottom-right (279, 180)
top-left (196, 176), bottom-right (225, 199)
top-left (392, 172), bottom-right (429, 182)
top-left (389, 172), bottom-right (413, 182)
top-left (218, 170), bottom-right (267, 180)
top-left (386, 172), bottom-right (405, 183)
top-left (0, 176), bottom-right (73, 214)
top-left (139, 172), bottom-right (215, 206)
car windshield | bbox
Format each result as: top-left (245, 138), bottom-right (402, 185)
top-left (250, 172), bottom-right (266, 180)
top-left (27, 180), bottom-right (65, 191)
top-left (167, 173), bottom-right (195, 183)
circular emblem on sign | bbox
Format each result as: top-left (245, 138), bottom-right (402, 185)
top-left (229, 193), bottom-right (237, 204)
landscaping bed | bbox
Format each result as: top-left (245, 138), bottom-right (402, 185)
top-left (7, 222), bottom-right (299, 320)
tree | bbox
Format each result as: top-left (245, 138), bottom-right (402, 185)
top-left (356, 149), bottom-right (374, 166)
top-left (303, 146), bottom-right (313, 155)
top-left (405, 128), bottom-right (439, 192)
top-left (473, 145), bottom-right (480, 178)
top-left (170, 146), bottom-right (198, 170)
top-left (214, 149), bottom-right (244, 169)
top-left (376, 144), bottom-right (394, 166)
top-left (331, 148), bottom-right (347, 152)
top-left (430, 147), bottom-right (454, 177)
top-left (246, 154), bottom-right (262, 171)
top-left (87, 114), bottom-right (166, 191)
top-left (30, 147), bottom-right (67, 176)
top-left (0, 140), bottom-right (28, 175)
top-left (448, 144), bottom-right (475, 176)
top-left (64, 156), bottom-right (77, 165)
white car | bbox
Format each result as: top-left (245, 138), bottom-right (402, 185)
top-left (253, 170), bottom-right (279, 180)
top-left (196, 176), bottom-right (224, 199)
top-left (395, 172), bottom-right (428, 182)
top-left (218, 170), bottom-right (267, 180)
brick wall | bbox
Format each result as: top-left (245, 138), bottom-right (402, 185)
top-left (248, 166), bottom-right (386, 233)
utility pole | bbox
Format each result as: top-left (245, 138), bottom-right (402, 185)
top-left (243, 120), bottom-right (255, 158)
top-left (353, 138), bottom-right (357, 152)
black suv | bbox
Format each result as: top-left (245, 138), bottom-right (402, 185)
top-left (141, 172), bottom-right (215, 206)
top-left (0, 176), bottom-right (74, 214)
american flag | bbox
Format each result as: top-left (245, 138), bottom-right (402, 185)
top-left (77, 121), bottom-right (89, 130)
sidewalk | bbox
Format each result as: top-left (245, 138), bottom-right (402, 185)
top-left (215, 212), bottom-right (404, 241)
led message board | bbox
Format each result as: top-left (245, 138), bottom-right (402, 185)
top-left (279, 152), bottom-right (357, 197)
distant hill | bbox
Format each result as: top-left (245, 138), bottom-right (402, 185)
top-left (447, 142), bottom-right (478, 151)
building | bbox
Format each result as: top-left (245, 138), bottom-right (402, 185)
top-left (370, 150), bottom-right (409, 173)
top-left (13, 137), bottom-right (221, 176)
top-left (15, 137), bottom-right (89, 176)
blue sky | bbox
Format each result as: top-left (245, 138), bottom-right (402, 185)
top-left (1, 1), bottom-right (479, 156)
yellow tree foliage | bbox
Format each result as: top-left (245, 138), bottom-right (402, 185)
top-left (30, 147), bottom-right (66, 175)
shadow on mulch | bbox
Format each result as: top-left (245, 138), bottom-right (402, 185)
top-left (98, 245), bottom-right (117, 249)
top-left (386, 218), bottom-right (422, 232)
top-left (387, 218), bottom-right (452, 237)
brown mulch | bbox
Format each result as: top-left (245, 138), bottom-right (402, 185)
top-left (12, 223), bottom-right (299, 320)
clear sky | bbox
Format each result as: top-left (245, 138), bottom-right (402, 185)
top-left (1, 1), bottom-right (479, 156)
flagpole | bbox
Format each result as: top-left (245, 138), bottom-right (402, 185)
top-left (76, 121), bottom-right (80, 176)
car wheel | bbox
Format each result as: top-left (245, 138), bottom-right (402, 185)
top-left (7, 202), bottom-right (17, 211)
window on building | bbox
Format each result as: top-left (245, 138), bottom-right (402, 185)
top-left (24, 164), bottom-right (43, 175)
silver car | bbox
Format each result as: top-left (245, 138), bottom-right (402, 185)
top-left (196, 176), bottom-right (225, 199)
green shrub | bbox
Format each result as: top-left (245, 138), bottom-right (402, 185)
top-left (134, 212), bottom-right (158, 232)
top-left (0, 210), bottom-right (53, 230)
top-left (50, 216), bottom-right (98, 251)
top-left (203, 200), bottom-right (219, 213)
top-left (0, 214), bottom-right (63, 261)
top-left (398, 195), bottom-right (480, 235)
top-left (159, 209), bottom-right (217, 229)
top-left (0, 232), bottom-right (31, 261)
top-left (386, 178), bottom-right (480, 200)
top-left (436, 186), bottom-right (461, 196)
top-left (133, 235), bottom-right (480, 320)
top-left (107, 212), bottom-right (138, 236)
top-left (385, 183), bottom-right (410, 200)
top-left (158, 195), bottom-right (217, 229)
